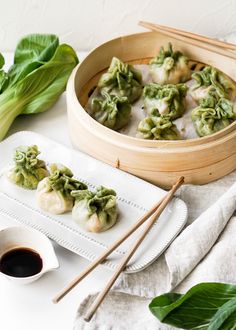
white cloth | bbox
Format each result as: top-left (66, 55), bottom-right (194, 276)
top-left (74, 171), bottom-right (236, 329)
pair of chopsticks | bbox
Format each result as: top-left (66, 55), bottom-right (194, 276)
top-left (53, 176), bottom-right (184, 321)
top-left (139, 21), bottom-right (236, 60)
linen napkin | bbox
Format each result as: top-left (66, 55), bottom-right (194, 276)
top-left (74, 171), bottom-right (236, 330)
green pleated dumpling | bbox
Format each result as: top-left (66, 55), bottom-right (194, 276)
top-left (71, 186), bottom-right (118, 233)
top-left (190, 66), bottom-right (236, 103)
top-left (191, 96), bottom-right (236, 137)
top-left (97, 57), bottom-right (142, 103)
top-left (143, 83), bottom-right (188, 119)
top-left (137, 115), bottom-right (181, 140)
top-left (149, 43), bottom-right (191, 85)
top-left (89, 90), bottom-right (131, 130)
top-left (8, 145), bottom-right (49, 189)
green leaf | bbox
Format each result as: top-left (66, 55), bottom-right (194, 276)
top-left (0, 53), bottom-right (5, 69)
top-left (4, 34), bottom-right (59, 90)
top-left (16, 43), bottom-right (78, 114)
top-left (208, 297), bottom-right (236, 330)
top-left (0, 35), bottom-right (78, 141)
top-left (149, 282), bottom-right (236, 329)
top-left (0, 53), bottom-right (8, 92)
top-left (0, 70), bottom-right (8, 92)
top-left (14, 34), bottom-right (59, 64)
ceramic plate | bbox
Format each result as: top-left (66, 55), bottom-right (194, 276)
top-left (0, 132), bottom-right (187, 273)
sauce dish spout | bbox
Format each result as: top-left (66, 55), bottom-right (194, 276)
top-left (42, 244), bottom-right (60, 273)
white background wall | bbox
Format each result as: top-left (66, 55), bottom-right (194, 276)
top-left (0, 0), bottom-right (236, 51)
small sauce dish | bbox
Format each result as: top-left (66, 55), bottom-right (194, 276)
top-left (0, 226), bottom-right (59, 284)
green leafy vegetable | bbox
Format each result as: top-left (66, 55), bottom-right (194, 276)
top-left (191, 96), bottom-right (236, 137)
top-left (0, 34), bottom-right (78, 141)
top-left (149, 282), bottom-right (236, 329)
top-left (191, 66), bottom-right (236, 102)
top-left (143, 83), bottom-right (188, 119)
top-left (3, 34), bottom-right (59, 91)
top-left (0, 54), bottom-right (7, 91)
top-left (89, 91), bottom-right (131, 130)
top-left (137, 115), bottom-right (180, 140)
top-left (149, 43), bottom-right (191, 84)
top-left (71, 186), bottom-right (117, 232)
top-left (8, 145), bottom-right (49, 189)
top-left (97, 57), bottom-right (142, 103)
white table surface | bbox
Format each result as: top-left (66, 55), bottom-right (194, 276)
top-left (0, 52), bottom-right (113, 330)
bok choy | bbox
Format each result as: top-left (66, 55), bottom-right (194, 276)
top-left (149, 282), bottom-right (236, 329)
top-left (0, 34), bottom-right (78, 141)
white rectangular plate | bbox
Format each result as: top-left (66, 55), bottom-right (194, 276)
top-left (0, 132), bottom-right (187, 273)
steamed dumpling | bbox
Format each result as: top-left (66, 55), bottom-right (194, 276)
top-left (89, 90), bottom-right (131, 130)
top-left (71, 186), bottom-right (117, 233)
top-left (149, 43), bottom-right (191, 85)
top-left (137, 115), bottom-right (181, 140)
top-left (8, 145), bottom-right (49, 189)
top-left (98, 57), bottom-right (142, 103)
top-left (191, 96), bottom-right (236, 137)
top-left (143, 83), bottom-right (188, 119)
top-left (36, 164), bottom-right (87, 214)
top-left (190, 66), bottom-right (236, 102)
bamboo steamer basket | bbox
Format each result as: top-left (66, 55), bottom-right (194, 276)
top-left (67, 31), bottom-right (236, 188)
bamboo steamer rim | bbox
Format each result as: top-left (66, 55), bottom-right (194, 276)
top-left (68, 31), bottom-right (236, 150)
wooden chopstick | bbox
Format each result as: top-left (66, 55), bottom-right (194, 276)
top-left (83, 176), bottom-right (184, 322)
top-left (53, 196), bottom-right (165, 303)
top-left (139, 21), bottom-right (236, 61)
top-left (139, 21), bottom-right (236, 51)
top-left (53, 177), bottom-right (183, 304)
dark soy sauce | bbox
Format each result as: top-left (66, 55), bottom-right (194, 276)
top-left (0, 248), bottom-right (43, 277)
